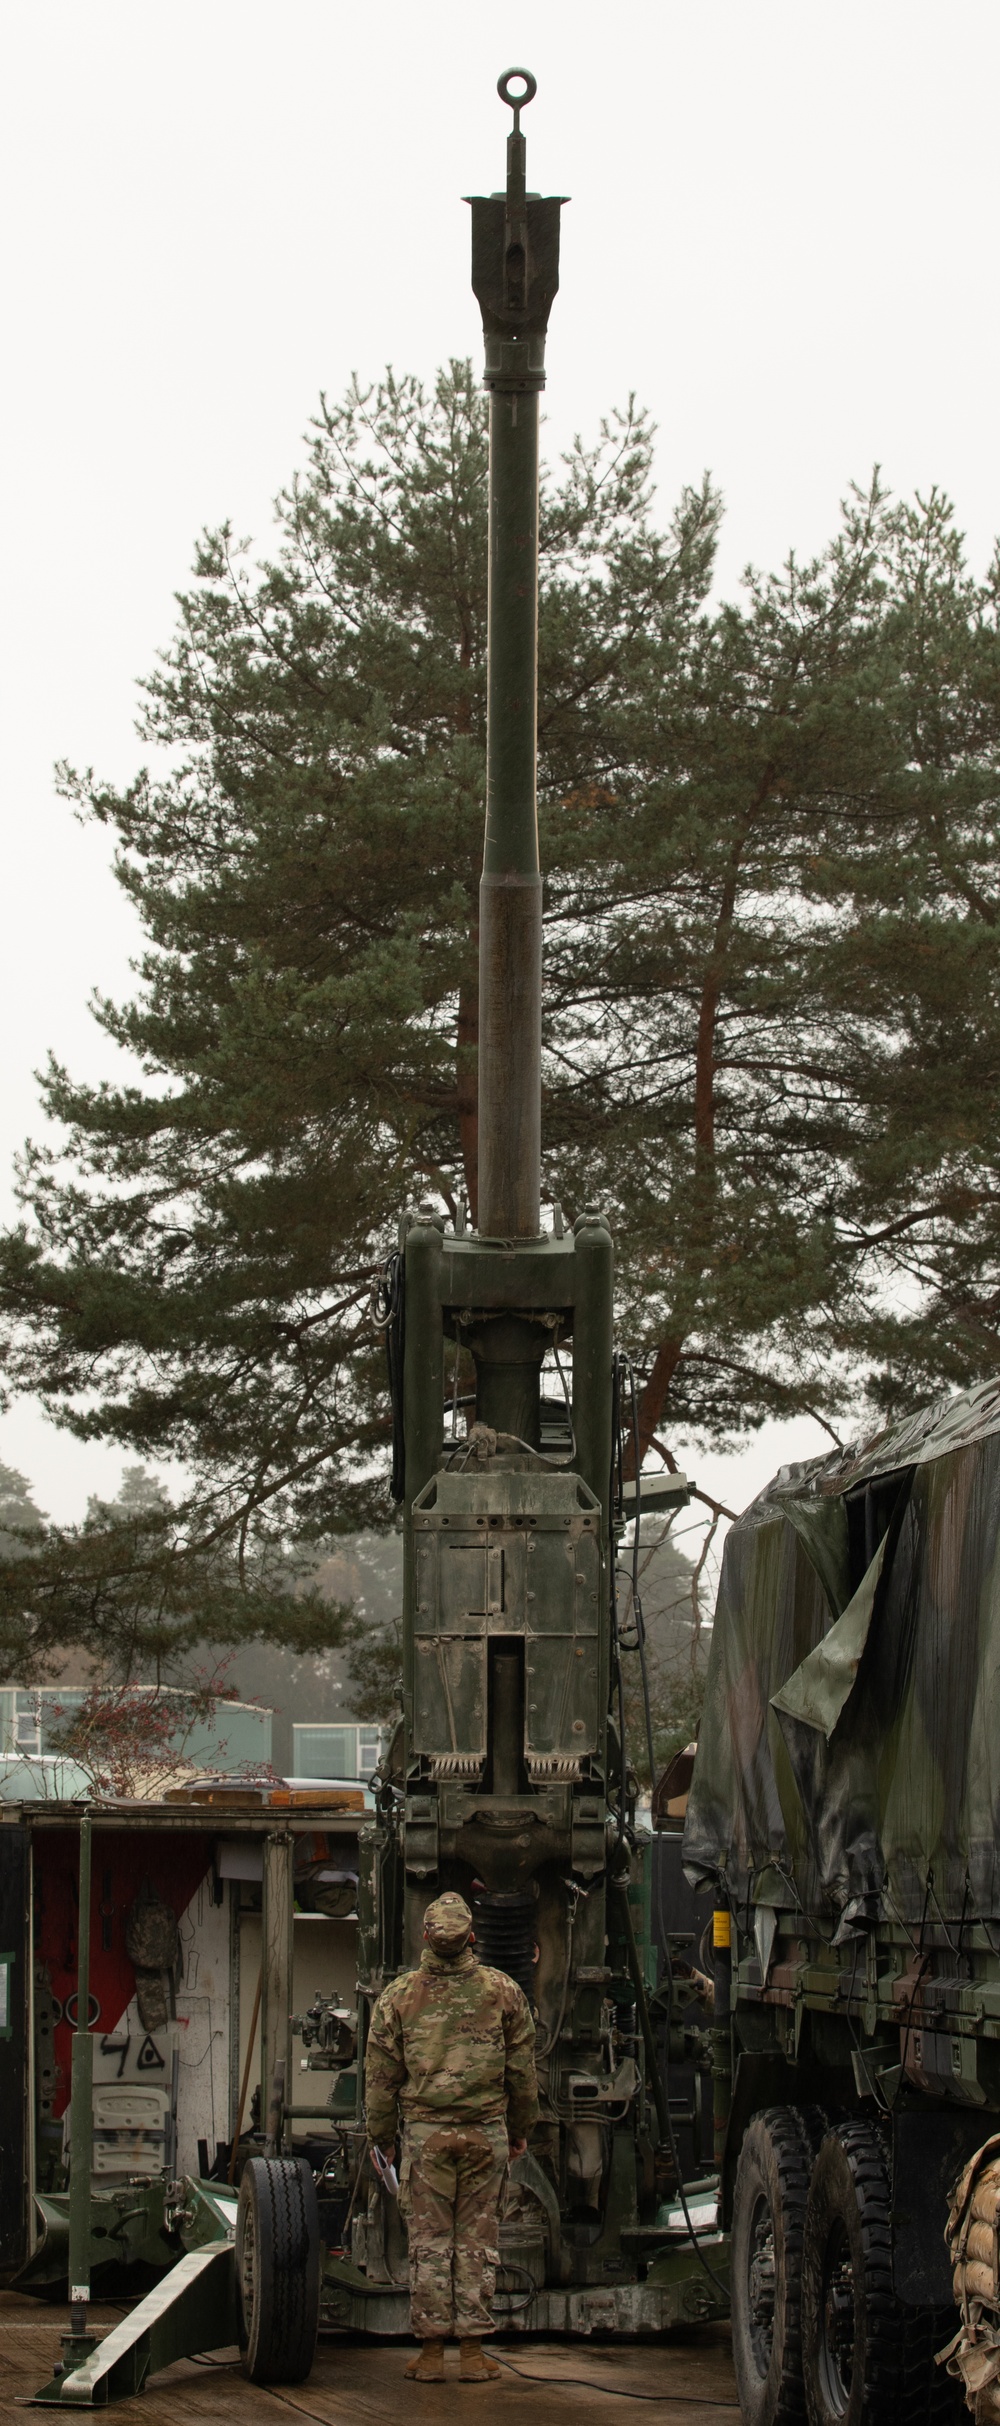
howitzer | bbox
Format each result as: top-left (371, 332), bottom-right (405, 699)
top-left (351, 70), bottom-right (726, 2333)
top-left (5, 73), bottom-right (724, 2418)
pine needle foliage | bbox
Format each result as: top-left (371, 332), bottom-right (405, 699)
top-left (3, 363), bottom-right (1000, 1667)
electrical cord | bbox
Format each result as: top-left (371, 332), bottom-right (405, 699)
top-left (265, 2388), bottom-right (736, 2424)
top-left (492, 2352), bottom-right (738, 2406)
top-left (492, 2259), bottom-right (538, 2316)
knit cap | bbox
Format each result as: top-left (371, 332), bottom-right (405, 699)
top-left (423, 1891), bottom-right (473, 1951)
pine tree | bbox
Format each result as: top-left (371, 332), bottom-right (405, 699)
top-left (0, 1460), bottom-right (354, 1683)
top-left (2, 364), bottom-right (1000, 1645)
top-left (0, 1464), bottom-right (45, 1542)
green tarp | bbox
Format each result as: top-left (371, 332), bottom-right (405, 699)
top-left (682, 1383), bottom-right (1000, 1930)
top-left (771, 1537), bottom-right (888, 1739)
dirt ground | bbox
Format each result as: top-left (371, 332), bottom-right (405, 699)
top-left (1, 2296), bottom-right (739, 2424)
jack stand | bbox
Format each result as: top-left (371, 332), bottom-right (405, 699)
top-left (61, 2303), bottom-right (99, 2370)
top-left (33, 2307), bottom-right (99, 2405)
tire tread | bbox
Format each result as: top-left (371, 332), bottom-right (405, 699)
top-left (803, 2120), bottom-right (963, 2426)
top-left (731, 2103), bottom-right (827, 2426)
top-left (237, 2155), bottom-right (320, 2385)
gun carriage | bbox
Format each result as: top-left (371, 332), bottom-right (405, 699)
top-left (5, 71), bottom-right (726, 2409)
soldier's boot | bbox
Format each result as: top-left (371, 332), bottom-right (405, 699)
top-left (404, 2341), bottom-right (446, 2381)
top-left (459, 2340), bottom-right (502, 2381)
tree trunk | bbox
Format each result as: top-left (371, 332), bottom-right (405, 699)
top-left (627, 806), bottom-right (761, 1472)
top-left (629, 1335), bottom-right (685, 1473)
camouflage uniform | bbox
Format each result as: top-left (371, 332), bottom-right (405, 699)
top-left (365, 1892), bottom-right (538, 2341)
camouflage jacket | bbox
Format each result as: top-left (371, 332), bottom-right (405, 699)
top-left (365, 1946), bottom-right (538, 2145)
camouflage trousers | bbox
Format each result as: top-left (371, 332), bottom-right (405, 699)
top-left (398, 2119), bottom-right (509, 2339)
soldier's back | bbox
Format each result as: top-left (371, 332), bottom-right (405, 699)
top-left (384, 1952), bottom-right (526, 2126)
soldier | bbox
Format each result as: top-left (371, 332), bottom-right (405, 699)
top-left (365, 1889), bottom-right (538, 2384)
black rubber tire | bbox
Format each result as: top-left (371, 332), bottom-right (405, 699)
top-left (801, 2122), bottom-right (963, 2426)
top-left (731, 2105), bottom-right (827, 2426)
top-left (236, 2155), bottom-right (320, 2385)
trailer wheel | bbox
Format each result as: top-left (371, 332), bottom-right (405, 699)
top-left (801, 2122), bottom-right (962, 2426)
top-left (731, 2105), bottom-right (826, 2425)
top-left (236, 2156), bottom-right (320, 2385)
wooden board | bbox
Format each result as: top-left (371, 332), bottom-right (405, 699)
top-left (0, 2296), bottom-right (738, 2423)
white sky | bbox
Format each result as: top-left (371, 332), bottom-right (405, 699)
top-left (2, 0), bottom-right (997, 1524)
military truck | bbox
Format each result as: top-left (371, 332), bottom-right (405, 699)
top-left (684, 1380), bottom-right (1000, 2424)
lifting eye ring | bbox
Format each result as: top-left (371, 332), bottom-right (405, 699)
top-left (498, 66), bottom-right (537, 113)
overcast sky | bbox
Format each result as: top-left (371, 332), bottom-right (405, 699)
top-left (3, 0), bottom-right (998, 1523)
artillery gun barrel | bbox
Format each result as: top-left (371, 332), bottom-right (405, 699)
top-left (471, 69), bottom-right (563, 1238)
top-left (479, 373), bottom-right (542, 1239)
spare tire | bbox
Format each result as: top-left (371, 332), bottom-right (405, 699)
top-left (236, 2155), bottom-right (320, 2385)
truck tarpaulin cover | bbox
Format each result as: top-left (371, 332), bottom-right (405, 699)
top-left (682, 1377), bottom-right (1000, 1936)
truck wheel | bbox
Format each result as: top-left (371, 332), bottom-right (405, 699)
top-left (236, 2156), bottom-right (320, 2384)
top-left (731, 2105), bottom-right (825, 2425)
top-left (801, 2122), bottom-right (961, 2425)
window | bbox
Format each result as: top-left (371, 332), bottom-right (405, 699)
top-left (15, 1692), bottom-right (41, 1755)
top-left (291, 1723), bottom-right (381, 1780)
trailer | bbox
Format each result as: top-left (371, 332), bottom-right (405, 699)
top-left (2, 1781), bottom-right (370, 2399)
